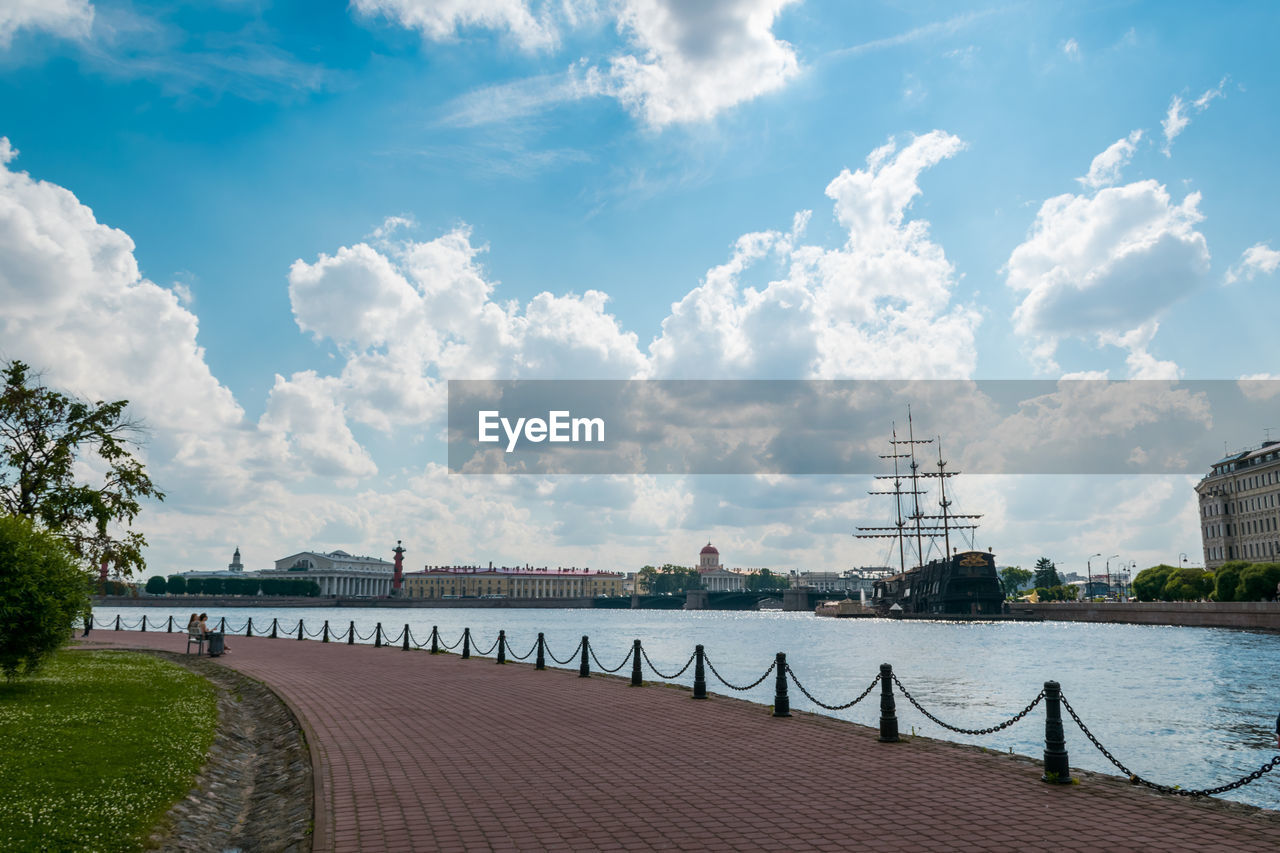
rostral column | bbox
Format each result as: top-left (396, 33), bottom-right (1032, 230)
top-left (392, 540), bottom-right (405, 596)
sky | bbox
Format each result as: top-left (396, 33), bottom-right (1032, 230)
top-left (1, 0), bottom-right (1277, 581)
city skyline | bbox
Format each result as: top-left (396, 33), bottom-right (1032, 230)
top-left (2, 1), bottom-right (1277, 580)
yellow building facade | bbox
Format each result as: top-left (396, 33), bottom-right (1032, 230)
top-left (403, 567), bottom-right (624, 600)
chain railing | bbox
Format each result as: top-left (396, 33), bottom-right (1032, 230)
top-left (93, 613), bottom-right (1280, 798)
top-left (786, 665), bottom-right (880, 711)
top-left (544, 637), bottom-right (584, 666)
top-left (640, 646), bottom-right (696, 680)
top-left (588, 643), bottom-right (633, 674)
top-left (704, 653), bottom-right (777, 692)
top-left (1060, 693), bottom-right (1280, 797)
top-left (890, 671), bottom-right (1044, 735)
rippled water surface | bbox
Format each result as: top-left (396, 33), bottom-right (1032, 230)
top-left (93, 605), bottom-right (1280, 809)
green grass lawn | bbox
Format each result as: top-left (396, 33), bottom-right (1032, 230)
top-left (0, 649), bottom-right (216, 852)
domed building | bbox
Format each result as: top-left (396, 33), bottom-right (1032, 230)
top-left (696, 542), bottom-right (744, 592)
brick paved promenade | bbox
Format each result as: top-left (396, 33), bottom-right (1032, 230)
top-left (83, 631), bottom-right (1280, 852)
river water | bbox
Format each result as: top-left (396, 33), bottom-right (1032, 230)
top-left (92, 605), bottom-right (1280, 809)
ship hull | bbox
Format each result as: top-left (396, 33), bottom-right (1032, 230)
top-left (871, 550), bottom-right (1003, 616)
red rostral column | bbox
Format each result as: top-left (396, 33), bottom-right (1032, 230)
top-left (392, 540), bottom-right (405, 595)
top-left (98, 560), bottom-right (109, 586)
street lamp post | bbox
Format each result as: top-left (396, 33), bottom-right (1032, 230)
top-left (1087, 553), bottom-right (1102, 600)
top-left (1106, 555), bottom-right (1119, 600)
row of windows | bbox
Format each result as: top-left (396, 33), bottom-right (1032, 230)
top-left (1208, 541), bottom-right (1280, 561)
top-left (1201, 490), bottom-right (1279, 517)
top-left (1205, 515), bottom-right (1280, 540)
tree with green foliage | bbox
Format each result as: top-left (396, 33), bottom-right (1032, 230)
top-left (636, 564), bottom-right (702, 594)
top-left (999, 566), bottom-right (1033, 598)
top-left (186, 577), bottom-right (204, 595)
top-left (0, 515), bottom-right (92, 679)
top-left (202, 577), bottom-right (224, 596)
top-left (1132, 564), bottom-right (1176, 601)
top-left (1161, 567), bottom-right (1215, 601)
top-left (1211, 561), bottom-right (1247, 602)
top-left (1033, 557), bottom-right (1060, 589)
top-left (1237, 563), bottom-right (1280, 601)
top-left (745, 568), bottom-right (789, 591)
top-left (144, 575), bottom-right (167, 595)
top-left (166, 574), bottom-right (186, 595)
top-left (0, 361), bottom-right (163, 577)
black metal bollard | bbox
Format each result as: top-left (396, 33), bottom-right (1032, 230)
top-left (140, 615), bottom-right (146, 632)
top-left (496, 630), bottom-right (506, 664)
top-left (402, 623), bottom-right (410, 651)
top-left (246, 618), bottom-right (253, 638)
top-left (430, 625), bottom-right (439, 654)
top-left (270, 618), bottom-right (278, 639)
top-left (166, 615), bottom-right (173, 633)
top-left (692, 645), bottom-right (707, 699)
top-left (219, 616), bottom-right (226, 632)
top-left (82, 614), bottom-right (92, 637)
top-left (347, 620), bottom-right (355, 645)
top-left (535, 632), bottom-right (546, 670)
top-left (296, 619), bottom-right (304, 640)
top-left (630, 639), bottom-right (643, 687)
top-left (579, 635), bottom-right (590, 677)
top-left (878, 663), bottom-right (900, 742)
top-left (462, 627), bottom-right (471, 659)
top-left (1042, 680), bottom-right (1072, 784)
top-left (114, 615), bottom-right (121, 631)
top-left (375, 622), bottom-right (383, 648)
top-left (772, 653), bottom-right (791, 717)
top-left (322, 620), bottom-right (330, 643)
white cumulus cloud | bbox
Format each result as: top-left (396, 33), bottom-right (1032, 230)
top-left (351, 0), bottom-right (559, 51)
top-left (1224, 242), bottom-right (1280, 285)
top-left (598, 0), bottom-right (801, 127)
top-left (1005, 179), bottom-right (1209, 371)
top-left (1078, 130), bottom-right (1142, 189)
top-left (0, 0), bottom-right (93, 48)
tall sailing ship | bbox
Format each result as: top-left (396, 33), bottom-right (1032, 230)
top-left (857, 409), bottom-right (1004, 617)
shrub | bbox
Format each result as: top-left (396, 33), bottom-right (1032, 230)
top-left (1237, 563), bottom-right (1280, 601)
top-left (185, 577), bottom-right (204, 595)
top-left (166, 574), bottom-right (186, 595)
top-left (1213, 561), bottom-right (1248, 602)
top-left (1132, 565), bottom-right (1176, 601)
top-left (0, 515), bottom-right (92, 680)
top-left (201, 577), bottom-right (223, 596)
top-left (144, 575), bottom-right (167, 595)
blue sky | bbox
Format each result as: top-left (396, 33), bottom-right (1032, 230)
top-left (1, 1), bottom-right (1277, 579)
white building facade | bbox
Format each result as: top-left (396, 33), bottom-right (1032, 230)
top-left (260, 549), bottom-right (395, 597)
top-left (696, 543), bottom-right (746, 592)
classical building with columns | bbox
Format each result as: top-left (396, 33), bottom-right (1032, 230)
top-left (696, 543), bottom-right (746, 592)
top-left (260, 549), bottom-right (396, 598)
top-left (402, 565), bottom-right (624, 599)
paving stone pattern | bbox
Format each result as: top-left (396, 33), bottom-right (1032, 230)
top-left (88, 630), bottom-right (1280, 852)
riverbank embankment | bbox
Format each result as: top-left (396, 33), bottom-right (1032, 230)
top-left (81, 629), bottom-right (1280, 852)
top-left (1023, 601), bottom-right (1280, 632)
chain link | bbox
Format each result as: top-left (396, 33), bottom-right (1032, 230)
top-left (506, 639), bottom-right (538, 661)
top-left (703, 655), bottom-right (776, 692)
top-left (544, 638), bottom-right (583, 665)
top-left (589, 644), bottom-right (634, 674)
top-left (437, 631), bottom-right (464, 650)
top-left (891, 673), bottom-right (1043, 735)
top-left (1060, 693), bottom-right (1280, 797)
top-left (787, 666), bottom-right (880, 710)
top-left (474, 636), bottom-right (500, 656)
top-left (640, 647), bottom-right (696, 680)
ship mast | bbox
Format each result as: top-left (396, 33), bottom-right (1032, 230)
top-left (905, 406), bottom-right (930, 566)
top-left (857, 408), bottom-right (982, 568)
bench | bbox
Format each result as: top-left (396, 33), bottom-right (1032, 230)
top-left (186, 625), bottom-right (205, 655)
